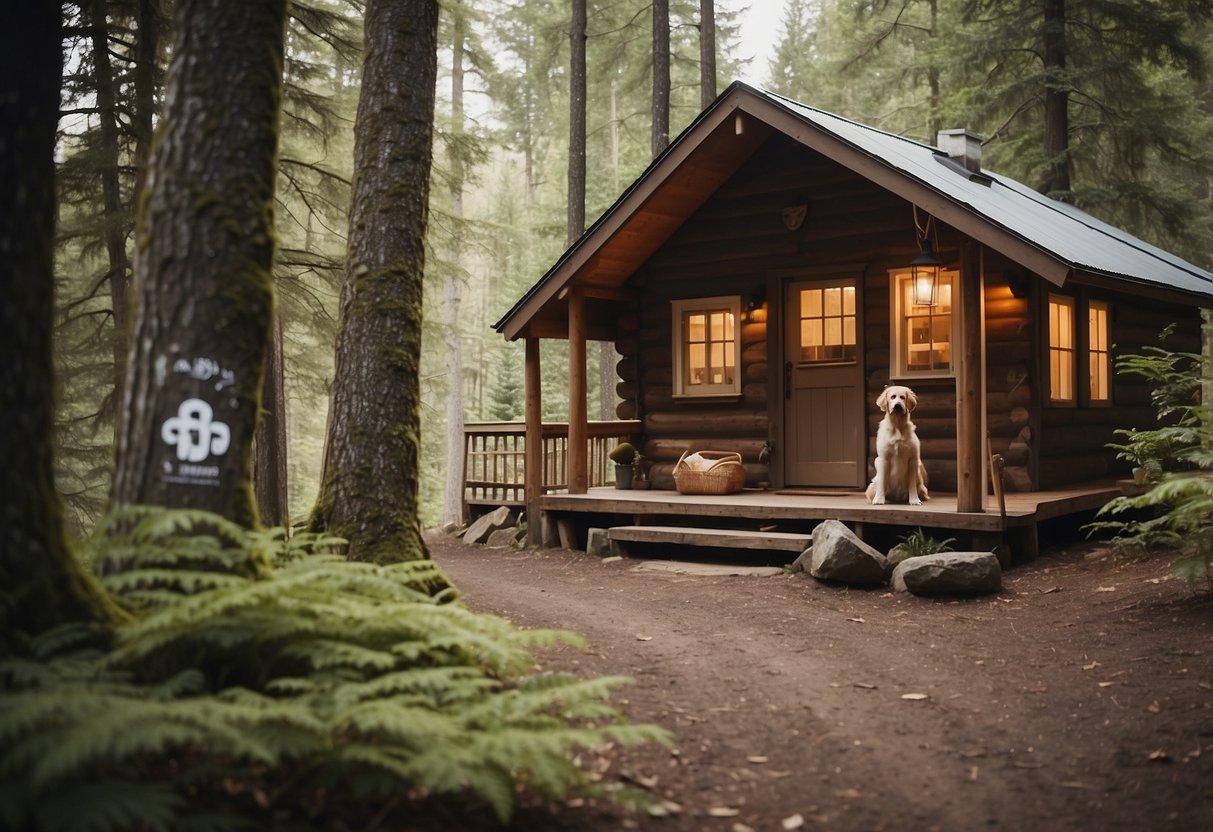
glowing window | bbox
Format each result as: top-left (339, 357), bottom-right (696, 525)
top-left (1049, 294), bottom-right (1076, 403)
top-left (890, 268), bottom-right (958, 377)
top-left (671, 296), bottom-right (741, 397)
top-left (1088, 301), bottom-right (1110, 403)
top-left (798, 285), bottom-right (856, 363)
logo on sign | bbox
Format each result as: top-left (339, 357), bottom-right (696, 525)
top-left (161, 398), bottom-right (231, 462)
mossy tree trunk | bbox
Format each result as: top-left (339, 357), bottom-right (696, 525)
top-left (310, 0), bottom-right (439, 563)
top-left (110, 0), bottom-right (287, 528)
top-left (1, 4), bottom-right (126, 653)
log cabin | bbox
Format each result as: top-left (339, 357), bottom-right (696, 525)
top-left (487, 82), bottom-right (1213, 558)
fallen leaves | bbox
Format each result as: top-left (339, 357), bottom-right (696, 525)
top-left (781, 814), bottom-right (805, 830)
top-left (745, 755), bottom-right (768, 764)
top-left (901, 692), bottom-right (929, 701)
top-left (1148, 749), bottom-right (1172, 763)
top-left (708, 807), bottom-right (741, 817)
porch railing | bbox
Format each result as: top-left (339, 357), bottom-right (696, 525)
top-left (462, 420), bottom-right (642, 513)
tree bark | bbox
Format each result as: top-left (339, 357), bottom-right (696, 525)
top-left (110, 0), bottom-right (287, 527)
top-left (254, 313), bottom-right (289, 528)
top-left (133, 0), bottom-right (162, 187)
top-left (442, 2), bottom-right (467, 527)
top-left (1041, 0), bottom-right (1071, 199)
top-left (88, 0), bottom-right (134, 399)
top-left (699, 0), bottom-right (717, 110)
top-left (652, 0), bottom-right (670, 157)
top-left (1, 3), bottom-right (124, 652)
top-left (310, 0), bottom-right (440, 563)
top-left (568, 0), bottom-right (587, 243)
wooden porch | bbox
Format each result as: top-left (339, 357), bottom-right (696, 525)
top-left (535, 483), bottom-right (1123, 562)
top-left (461, 421), bottom-right (1122, 561)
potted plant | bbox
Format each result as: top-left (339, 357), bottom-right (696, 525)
top-left (631, 452), bottom-right (650, 490)
top-left (609, 442), bottom-right (637, 489)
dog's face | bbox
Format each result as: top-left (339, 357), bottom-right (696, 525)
top-left (877, 385), bottom-right (918, 417)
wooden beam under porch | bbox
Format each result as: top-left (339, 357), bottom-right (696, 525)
top-left (537, 482), bottom-right (1124, 562)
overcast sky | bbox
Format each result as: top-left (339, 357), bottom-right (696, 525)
top-left (735, 1), bottom-right (787, 86)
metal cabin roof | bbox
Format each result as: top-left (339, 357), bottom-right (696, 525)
top-left (762, 88), bottom-right (1213, 298)
top-left (495, 82), bottom-right (1213, 338)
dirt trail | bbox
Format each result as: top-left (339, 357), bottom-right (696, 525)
top-left (430, 532), bottom-right (1213, 832)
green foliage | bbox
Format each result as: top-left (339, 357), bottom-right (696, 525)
top-left (0, 509), bottom-right (670, 830)
top-left (897, 528), bottom-right (956, 557)
top-left (1088, 328), bottom-right (1213, 589)
top-left (608, 442), bottom-right (638, 465)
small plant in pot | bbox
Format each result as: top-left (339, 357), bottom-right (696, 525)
top-left (632, 452), bottom-right (651, 490)
top-left (609, 442), bottom-right (637, 489)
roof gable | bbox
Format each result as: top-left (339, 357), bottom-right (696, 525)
top-left (495, 81), bottom-right (1212, 340)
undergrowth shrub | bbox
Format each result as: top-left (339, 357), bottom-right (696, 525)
top-left (896, 528), bottom-right (956, 558)
top-left (0, 508), bottom-right (670, 830)
top-left (1088, 328), bottom-right (1213, 590)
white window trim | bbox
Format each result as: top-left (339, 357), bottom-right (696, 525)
top-left (671, 295), bottom-right (742, 398)
top-left (888, 267), bottom-right (960, 379)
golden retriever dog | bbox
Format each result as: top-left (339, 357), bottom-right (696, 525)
top-left (865, 385), bottom-right (930, 506)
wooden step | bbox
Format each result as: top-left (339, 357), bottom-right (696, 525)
top-left (607, 525), bottom-right (811, 553)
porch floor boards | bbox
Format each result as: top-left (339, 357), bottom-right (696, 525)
top-left (538, 481), bottom-right (1124, 534)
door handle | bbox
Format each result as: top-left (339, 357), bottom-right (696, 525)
top-left (784, 361), bottom-right (793, 399)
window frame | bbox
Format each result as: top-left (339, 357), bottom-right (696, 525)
top-left (670, 295), bottom-right (742, 399)
top-left (1047, 293), bottom-right (1077, 406)
top-left (1086, 299), bottom-right (1111, 406)
top-left (793, 282), bottom-right (858, 366)
top-left (888, 267), bottom-right (960, 379)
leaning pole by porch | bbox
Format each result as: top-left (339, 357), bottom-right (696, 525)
top-left (957, 242), bottom-right (984, 512)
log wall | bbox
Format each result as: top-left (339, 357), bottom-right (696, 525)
top-left (1036, 293), bottom-right (1202, 488)
top-left (609, 132), bottom-right (1205, 493)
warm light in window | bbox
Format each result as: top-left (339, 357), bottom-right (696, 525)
top-left (798, 285), bottom-right (856, 363)
top-left (1049, 295), bottom-right (1075, 402)
top-left (685, 309), bottom-right (735, 387)
top-left (899, 271), bottom-right (953, 373)
top-left (1089, 301), bottom-right (1110, 402)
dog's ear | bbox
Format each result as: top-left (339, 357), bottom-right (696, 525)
top-left (876, 388), bottom-right (889, 413)
top-left (907, 388), bottom-right (918, 412)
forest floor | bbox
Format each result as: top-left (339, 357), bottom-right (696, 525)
top-left (428, 525), bottom-right (1213, 832)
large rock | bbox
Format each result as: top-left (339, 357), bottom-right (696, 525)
top-left (891, 551), bottom-right (1002, 596)
top-left (486, 527), bottom-right (523, 549)
top-left (794, 519), bottom-right (887, 585)
top-left (464, 506), bottom-right (514, 545)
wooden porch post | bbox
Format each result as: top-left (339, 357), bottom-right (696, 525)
top-left (568, 286), bottom-right (589, 493)
top-left (957, 242), bottom-right (984, 512)
top-left (524, 336), bottom-right (543, 545)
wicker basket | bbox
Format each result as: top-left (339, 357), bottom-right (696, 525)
top-left (672, 450), bottom-right (746, 495)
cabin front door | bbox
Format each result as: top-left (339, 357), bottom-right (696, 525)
top-left (782, 278), bottom-right (865, 487)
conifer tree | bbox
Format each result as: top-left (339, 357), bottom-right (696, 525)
top-left (310, 0), bottom-right (440, 563)
top-left (110, 0), bottom-right (288, 526)
top-left (2, 1), bottom-right (125, 653)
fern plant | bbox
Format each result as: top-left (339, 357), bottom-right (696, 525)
top-left (1088, 327), bottom-right (1213, 590)
top-left (0, 508), bottom-right (671, 830)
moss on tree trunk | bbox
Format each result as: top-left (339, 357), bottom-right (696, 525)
top-left (1, 4), bottom-right (128, 653)
top-left (309, 0), bottom-right (440, 565)
top-left (110, 0), bottom-right (287, 528)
